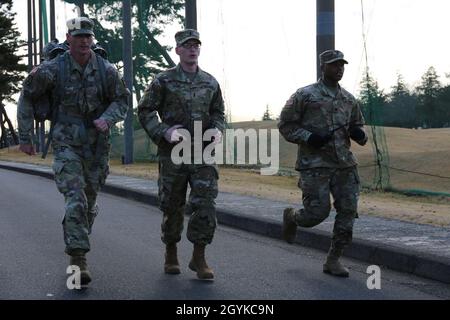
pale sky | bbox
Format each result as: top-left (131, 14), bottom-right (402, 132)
top-left (7, 0), bottom-right (450, 123)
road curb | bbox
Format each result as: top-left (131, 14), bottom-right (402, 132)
top-left (1, 161), bottom-right (449, 284)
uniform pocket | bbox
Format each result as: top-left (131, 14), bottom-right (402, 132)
top-left (61, 86), bottom-right (79, 112)
top-left (52, 160), bottom-right (67, 193)
top-left (52, 159), bottom-right (85, 194)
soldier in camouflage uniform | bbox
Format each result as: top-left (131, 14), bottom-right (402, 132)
top-left (18, 17), bottom-right (129, 286)
top-left (278, 50), bottom-right (368, 277)
top-left (138, 29), bottom-right (225, 280)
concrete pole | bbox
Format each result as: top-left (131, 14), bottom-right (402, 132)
top-left (122, 0), bottom-right (134, 164)
top-left (185, 0), bottom-right (197, 29)
top-left (316, 0), bottom-right (335, 80)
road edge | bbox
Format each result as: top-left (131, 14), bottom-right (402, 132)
top-left (1, 161), bottom-right (449, 284)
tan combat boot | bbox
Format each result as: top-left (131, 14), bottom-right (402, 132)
top-left (282, 207), bottom-right (298, 244)
top-left (189, 244), bottom-right (214, 280)
top-left (164, 243), bottom-right (181, 274)
top-left (323, 247), bottom-right (349, 277)
top-left (69, 249), bottom-right (92, 286)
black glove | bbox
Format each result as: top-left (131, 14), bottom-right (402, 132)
top-left (307, 133), bottom-right (331, 148)
top-left (349, 127), bottom-right (366, 141)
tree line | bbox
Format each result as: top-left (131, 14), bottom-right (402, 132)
top-left (359, 67), bottom-right (450, 129)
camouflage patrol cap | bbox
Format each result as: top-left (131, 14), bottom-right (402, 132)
top-left (319, 50), bottom-right (348, 65)
top-left (175, 29), bottom-right (201, 46)
top-left (42, 39), bottom-right (69, 61)
top-left (42, 39), bottom-right (60, 60)
top-left (91, 43), bottom-right (108, 59)
top-left (67, 17), bottom-right (94, 36)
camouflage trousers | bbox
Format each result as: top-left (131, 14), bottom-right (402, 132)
top-left (52, 143), bottom-right (109, 255)
top-left (294, 166), bottom-right (360, 250)
top-left (158, 159), bottom-right (219, 246)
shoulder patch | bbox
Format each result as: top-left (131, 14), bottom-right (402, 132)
top-left (285, 96), bottom-right (294, 107)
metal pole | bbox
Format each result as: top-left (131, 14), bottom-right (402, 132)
top-left (38, 0), bottom-right (46, 152)
top-left (27, 0), bottom-right (35, 146)
top-left (49, 0), bottom-right (55, 40)
top-left (32, 0), bottom-right (40, 152)
top-left (0, 109), bottom-right (4, 148)
top-left (38, 0), bottom-right (43, 58)
top-left (27, 0), bottom-right (33, 72)
top-left (32, 0), bottom-right (38, 66)
top-left (41, 0), bottom-right (49, 44)
top-left (122, 0), bottom-right (133, 164)
top-left (316, 0), bottom-right (335, 79)
top-left (185, 0), bottom-right (197, 30)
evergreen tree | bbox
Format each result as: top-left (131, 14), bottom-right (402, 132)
top-left (262, 105), bottom-right (272, 121)
top-left (436, 81), bottom-right (450, 128)
top-left (385, 73), bottom-right (417, 128)
top-left (358, 71), bottom-right (386, 126)
top-left (416, 66), bottom-right (441, 128)
top-left (0, 0), bottom-right (27, 106)
top-left (390, 73), bottom-right (409, 98)
top-left (0, 0), bottom-right (27, 147)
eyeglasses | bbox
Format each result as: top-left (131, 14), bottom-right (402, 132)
top-left (181, 42), bottom-right (201, 50)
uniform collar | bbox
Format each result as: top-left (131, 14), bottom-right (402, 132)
top-left (175, 63), bottom-right (207, 83)
top-left (68, 50), bottom-right (98, 74)
top-left (317, 78), bottom-right (342, 99)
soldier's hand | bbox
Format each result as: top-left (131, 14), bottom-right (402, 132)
top-left (349, 127), bottom-right (366, 142)
top-left (307, 133), bottom-right (332, 148)
top-left (93, 119), bottom-right (109, 133)
top-left (19, 144), bottom-right (36, 156)
top-left (164, 124), bottom-right (184, 143)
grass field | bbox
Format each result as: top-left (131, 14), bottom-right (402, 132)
top-left (1, 122), bottom-right (449, 227)
top-left (230, 121), bottom-right (450, 194)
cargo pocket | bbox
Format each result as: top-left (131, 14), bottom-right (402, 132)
top-left (52, 160), bottom-right (67, 194)
top-left (351, 168), bottom-right (360, 218)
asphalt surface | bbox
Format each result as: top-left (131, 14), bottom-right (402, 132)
top-left (2, 160), bottom-right (450, 285)
top-left (1, 168), bottom-right (450, 300)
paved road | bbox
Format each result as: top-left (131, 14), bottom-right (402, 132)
top-left (1, 169), bottom-right (449, 300)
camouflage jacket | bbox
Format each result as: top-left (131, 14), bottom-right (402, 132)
top-left (18, 50), bottom-right (129, 146)
top-left (137, 64), bottom-right (225, 158)
top-left (278, 78), bottom-right (368, 170)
